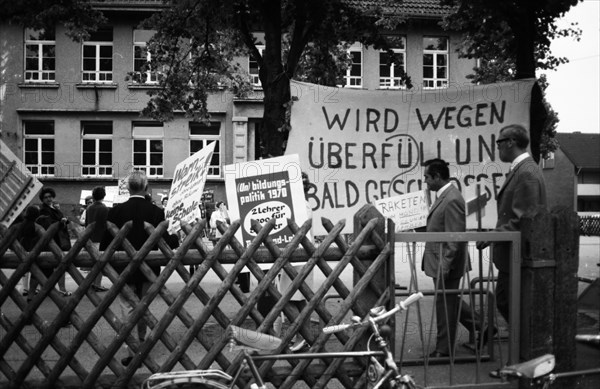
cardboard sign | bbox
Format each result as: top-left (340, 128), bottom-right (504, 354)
top-left (372, 190), bottom-right (429, 232)
top-left (165, 142), bottom-right (215, 234)
top-left (0, 140), bottom-right (43, 227)
top-left (225, 154), bottom-right (307, 247)
top-left (286, 79), bottom-right (539, 234)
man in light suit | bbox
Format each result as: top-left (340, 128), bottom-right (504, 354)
top-left (422, 159), bottom-right (480, 358)
top-left (477, 124), bottom-right (547, 322)
top-left (101, 171), bottom-right (179, 366)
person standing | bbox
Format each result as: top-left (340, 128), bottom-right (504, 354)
top-left (209, 201), bottom-right (230, 245)
top-left (422, 159), bottom-right (480, 358)
top-left (101, 171), bottom-right (179, 366)
top-left (85, 186), bottom-right (109, 292)
top-left (37, 186), bottom-right (71, 296)
top-left (476, 124), bottom-right (547, 322)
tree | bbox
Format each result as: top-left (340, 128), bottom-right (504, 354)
top-left (441, 0), bottom-right (582, 160)
top-left (137, 0), bottom-right (410, 158)
top-left (0, 0), bottom-right (104, 41)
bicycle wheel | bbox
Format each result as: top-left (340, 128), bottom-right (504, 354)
top-left (145, 379), bottom-right (228, 389)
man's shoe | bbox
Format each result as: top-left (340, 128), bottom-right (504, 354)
top-left (289, 339), bottom-right (310, 353)
top-left (92, 285), bottom-right (109, 292)
top-left (478, 326), bottom-right (499, 346)
top-left (428, 351), bottom-right (449, 359)
top-left (121, 356), bottom-right (133, 366)
top-left (489, 369), bottom-right (501, 379)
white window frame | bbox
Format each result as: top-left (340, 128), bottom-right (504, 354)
top-left (133, 29), bottom-right (158, 84)
top-left (248, 45), bottom-right (265, 88)
top-left (379, 36), bottom-right (406, 89)
top-left (345, 43), bottom-right (363, 88)
top-left (81, 122), bottom-right (113, 177)
top-left (132, 123), bottom-right (164, 178)
top-left (82, 28), bottom-right (113, 83)
top-left (189, 122), bottom-right (221, 178)
top-left (423, 36), bottom-right (448, 89)
top-left (23, 121), bottom-right (55, 177)
top-left (24, 28), bottom-right (55, 82)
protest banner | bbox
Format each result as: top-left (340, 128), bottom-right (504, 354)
top-left (372, 190), bottom-right (430, 232)
top-left (165, 142), bottom-right (215, 234)
top-left (225, 154), bottom-right (307, 247)
top-left (286, 79), bottom-right (541, 234)
top-left (0, 140), bottom-right (43, 228)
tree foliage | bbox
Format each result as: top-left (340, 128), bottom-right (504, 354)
top-left (441, 0), bottom-right (582, 159)
top-left (0, 0), bottom-right (104, 41)
top-left (136, 0), bottom-right (411, 158)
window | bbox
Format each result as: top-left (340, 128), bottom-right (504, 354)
top-left (133, 123), bottom-right (163, 177)
top-left (379, 36), bottom-right (406, 89)
top-left (248, 45), bottom-right (265, 87)
top-left (190, 122), bottom-right (221, 177)
top-left (24, 28), bottom-right (55, 82)
top-left (345, 43), bottom-right (363, 88)
top-left (133, 29), bottom-right (158, 84)
top-left (423, 37), bottom-right (448, 89)
top-left (23, 121), bottom-right (55, 176)
top-left (82, 27), bottom-right (113, 83)
top-left (81, 121), bottom-right (113, 177)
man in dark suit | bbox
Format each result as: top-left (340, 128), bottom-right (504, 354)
top-left (422, 159), bottom-right (480, 358)
top-left (102, 171), bottom-right (178, 366)
top-left (477, 124), bottom-right (547, 322)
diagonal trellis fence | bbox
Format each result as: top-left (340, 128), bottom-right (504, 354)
top-left (0, 204), bottom-right (395, 389)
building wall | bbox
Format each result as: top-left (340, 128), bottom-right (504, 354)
top-left (1, 12), bottom-right (476, 215)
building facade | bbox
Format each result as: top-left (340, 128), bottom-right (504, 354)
top-left (544, 132), bottom-right (600, 214)
top-left (0, 0), bottom-right (476, 217)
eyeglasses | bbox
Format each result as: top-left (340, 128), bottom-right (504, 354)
top-left (495, 138), bottom-right (512, 146)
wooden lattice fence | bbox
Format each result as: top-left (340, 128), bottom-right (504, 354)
top-left (0, 205), bottom-right (394, 389)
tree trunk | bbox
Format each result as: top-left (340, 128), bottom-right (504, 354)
top-left (260, 75), bottom-right (291, 158)
top-left (513, 4), bottom-right (536, 80)
top-left (258, 0), bottom-right (290, 158)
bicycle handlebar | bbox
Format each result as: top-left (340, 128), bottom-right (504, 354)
top-left (323, 292), bottom-right (423, 334)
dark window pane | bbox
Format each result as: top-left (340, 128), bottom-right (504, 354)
top-left (190, 122), bottom-right (220, 135)
top-left (41, 151), bottom-right (54, 164)
top-left (99, 152), bottom-right (112, 165)
top-left (83, 45), bottom-right (96, 57)
top-left (82, 122), bottom-right (112, 135)
top-left (133, 153), bottom-right (145, 165)
top-left (41, 139), bottom-right (54, 150)
top-left (82, 152), bottom-right (95, 164)
top-left (99, 139), bottom-right (112, 151)
top-left (25, 121), bottom-right (54, 135)
top-left (25, 151), bottom-right (38, 164)
top-left (134, 140), bottom-right (146, 152)
top-left (82, 139), bottom-right (95, 152)
top-left (89, 27), bottom-right (113, 42)
top-left (150, 140), bottom-right (163, 152)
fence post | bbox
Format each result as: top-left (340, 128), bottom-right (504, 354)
top-left (551, 207), bottom-right (579, 388)
top-left (353, 204), bottom-right (387, 308)
top-left (520, 207), bottom-right (555, 361)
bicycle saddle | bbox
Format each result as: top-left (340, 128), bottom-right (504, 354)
top-left (229, 325), bottom-right (283, 351)
top-left (499, 354), bottom-right (555, 379)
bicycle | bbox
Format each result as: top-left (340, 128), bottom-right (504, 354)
top-left (142, 292), bottom-right (424, 389)
top-left (495, 335), bottom-right (600, 389)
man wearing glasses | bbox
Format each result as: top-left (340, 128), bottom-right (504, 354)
top-left (476, 124), bottom-right (547, 322)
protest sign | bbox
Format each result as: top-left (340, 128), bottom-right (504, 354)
top-left (0, 140), bottom-right (42, 227)
top-left (225, 154), bottom-right (307, 247)
top-left (165, 142), bottom-right (215, 234)
top-left (286, 79), bottom-right (541, 234)
top-left (79, 190), bottom-right (93, 205)
top-left (372, 190), bottom-right (430, 232)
